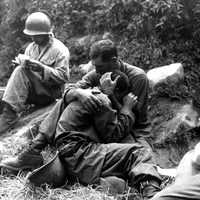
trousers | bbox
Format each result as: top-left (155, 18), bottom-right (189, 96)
top-left (57, 134), bottom-right (161, 186)
top-left (2, 65), bottom-right (61, 112)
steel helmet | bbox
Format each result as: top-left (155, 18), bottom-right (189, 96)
top-left (26, 151), bottom-right (67, 188)
top-left (23, 12), bottom-right (52, 35)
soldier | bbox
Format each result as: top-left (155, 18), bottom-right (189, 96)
top-left (152, 142), bottom-right (200, 200)
top-left (0, 11), bottom-right (70, 134)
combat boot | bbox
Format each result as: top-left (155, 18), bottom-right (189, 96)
top-left (140, 178), bottom-right (161, 200)
top-left (99, 176), bottom-right (127, 195)
top-left (0, 148), bottom-right (43, 171)
top-left (0, 133), bottom-right (47, 171)
top-left (0, 102), bottom-right (19, 134)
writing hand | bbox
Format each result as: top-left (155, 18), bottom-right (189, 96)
top-left (26, 59), bottom-right (43, 72)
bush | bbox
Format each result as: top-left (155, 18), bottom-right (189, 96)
top-left (0, 0), bottom-right (200, 106)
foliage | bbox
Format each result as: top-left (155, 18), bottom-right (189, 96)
top-left (0, 0), bottom-right (200, 104)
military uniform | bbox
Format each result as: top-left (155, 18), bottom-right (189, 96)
top-left (54, 100), bottom-right (160, 186)
top-left (3, 37), bottom-right (70, 112)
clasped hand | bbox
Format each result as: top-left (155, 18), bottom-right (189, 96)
top-left (123, 93), bottom-right (138, 110)
top-left (99, 72), bottom-right (120, 95)
top-left (77, 88), bottom-right (103, 112)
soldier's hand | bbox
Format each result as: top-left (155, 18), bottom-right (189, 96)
top-left (11, 59), bottom-right (20, 67)
top-left (26, 59), bottom-right (43, 72)
top-left (76, 88), bottom-right (102, 112)
top-left (99, 72), bottom-right (119, 95)
top-left (123, 93), bottom-right (138, 110)
top-left (12, 54), bottom-right (29, 67)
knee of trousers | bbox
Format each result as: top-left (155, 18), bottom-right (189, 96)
top-left (135, 145), bottom-right (154, 163)
top-left (12, 65), bottom-right (26, 76)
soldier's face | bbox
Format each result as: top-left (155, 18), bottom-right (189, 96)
top-left (31, 34), bottom-right (49, 46)
top-left (92, 56), bottom-right (118, 75)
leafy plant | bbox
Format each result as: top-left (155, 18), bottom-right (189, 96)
top-left (0, 0), bottom-right (200, 106)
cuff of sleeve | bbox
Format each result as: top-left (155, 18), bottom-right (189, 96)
top-left (63, 85), bottom-right (79, 105)
top-left (43, 66), bottom-right (54, 81)
top-left (120, 107), bottom-right (135, 122)
top-left (63, 90), bottom-right (69, 105)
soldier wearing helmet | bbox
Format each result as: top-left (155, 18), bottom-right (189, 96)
top-left (0, 12), bottom-right (70, 134)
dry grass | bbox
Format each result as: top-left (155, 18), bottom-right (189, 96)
top-left (0, 173), bottom-right (119, 200)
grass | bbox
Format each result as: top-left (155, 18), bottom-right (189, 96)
top-left (0, 173), bottom-right (119, 200)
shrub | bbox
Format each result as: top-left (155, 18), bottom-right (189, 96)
top-left (0, 0), bottom-right (200, 106)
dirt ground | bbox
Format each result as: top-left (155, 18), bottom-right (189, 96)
top-left (149, 97), bottom-right (200, 168)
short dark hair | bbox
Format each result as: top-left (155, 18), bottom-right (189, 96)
top-left (89, 39), bottom-right (118, 62)
top-left (111, 70), bottom-right (130, 94)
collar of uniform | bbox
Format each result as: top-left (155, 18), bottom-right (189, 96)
top-left (43, 35), bottom-right (53, 49)
top-left (48, 36), bottom-right (54, 46)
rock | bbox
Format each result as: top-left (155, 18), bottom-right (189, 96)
top-left (163, 103), bottom-right (200, 139)
top-left (79, 61), bottom-right (95, 75)
top-left (147, 63), bottom-right (184, 90)
top-left (149, 98), bottom-right (200, 168)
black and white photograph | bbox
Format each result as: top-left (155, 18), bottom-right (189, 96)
top-left (0, 0), bottom-right (199, 199)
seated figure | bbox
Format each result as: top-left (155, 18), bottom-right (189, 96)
top-left (152, 142), bottom-right (200, 200)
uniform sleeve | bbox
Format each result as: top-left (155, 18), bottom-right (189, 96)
top-left (43, 49), bottom-right (70, 84)
top-left (94, 106), bottom-right (135, 143)
top-left (129, 73), bottom-right (149, 127)
top-left (64, 70), bottom-right (98, 94)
